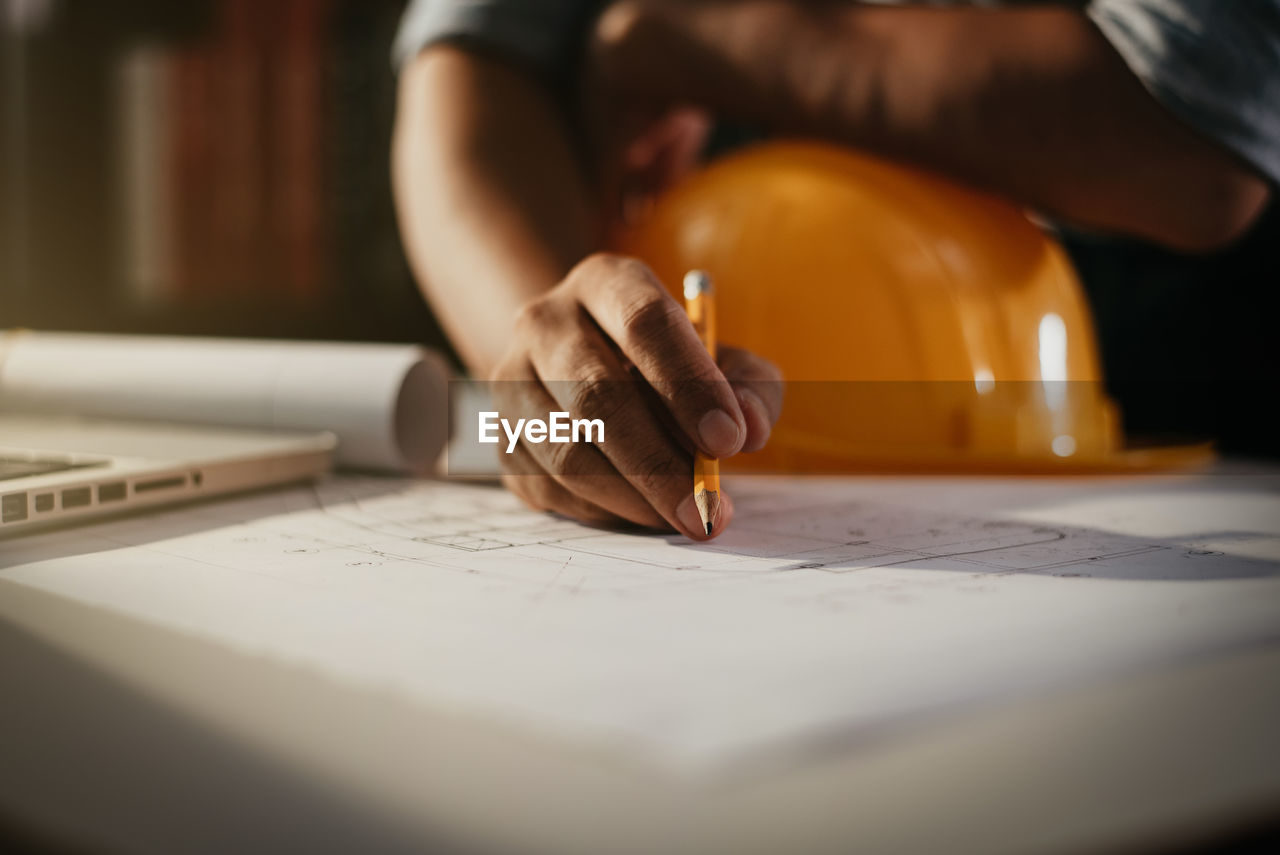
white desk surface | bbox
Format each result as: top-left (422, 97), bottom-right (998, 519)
top-left (2, 465), bottom-right (1278, 854)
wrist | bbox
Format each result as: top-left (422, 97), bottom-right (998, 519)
top-left (589, 1), bottom-right (853, 129)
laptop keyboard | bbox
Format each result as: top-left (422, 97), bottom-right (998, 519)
top-left (0, 455), bottom-right (109, 481)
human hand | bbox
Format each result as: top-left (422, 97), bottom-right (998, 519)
top-left (581, 3), bottom-right (712, 226)
top-left (490, 254), bottom-right (782, 539)
top-left (581, 0), bottom-right (807, 225)
top-left (584, 0), bottom-right (801, 127)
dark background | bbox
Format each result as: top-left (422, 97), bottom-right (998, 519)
top-left (0, 0), bottom-right (449, 352)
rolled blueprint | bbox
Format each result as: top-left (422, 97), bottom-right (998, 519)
top-left (0, 331), bottom-right (452, 473)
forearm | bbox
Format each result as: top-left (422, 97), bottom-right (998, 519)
top-left (392, 47), bottom-right (597, 376)
top-left (597, 2), bottom-right (1269, 251)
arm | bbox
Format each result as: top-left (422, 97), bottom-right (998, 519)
top-left (392, 47), bottom-right (596, 377)
top-left (392, 45), bottom-right (779, 537)
top-left (592, 2), bottom-right (1271, 251)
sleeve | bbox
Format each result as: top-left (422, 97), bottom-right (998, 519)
top-left (1086, 0), bottom-right (1280, 186)
top-left (391, 0), bottom-right (600, 78)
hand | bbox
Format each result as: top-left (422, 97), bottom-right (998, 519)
top-left (490, 254), bottom-right (782, 539)
top-left (584, 0), bottom-right (803, 132)
top-left (581, 3), bottom-right (711, 227)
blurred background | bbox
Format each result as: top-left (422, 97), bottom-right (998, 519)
top-left (0, 0), bottom-right (449, 353)
top-left (2, 0), bottom-right (1274, 457)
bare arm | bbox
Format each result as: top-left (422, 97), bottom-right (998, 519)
top-left (392, 47), bottom-right (596, 376)
top-left (391, 44), bottom-right (779, 537)
top-left (593, 2), bottom-right (1271, 251)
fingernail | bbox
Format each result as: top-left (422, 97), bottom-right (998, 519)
top-left (698, 409), bottom-right (742, 457)
top-left (677, 494), bottom-right (705, 537)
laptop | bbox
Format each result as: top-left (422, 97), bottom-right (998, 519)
top-left (0, 413), bottom-right (335, 538)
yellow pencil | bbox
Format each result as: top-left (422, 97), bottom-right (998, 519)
top-left (684, 270), bottom-right (720, 535)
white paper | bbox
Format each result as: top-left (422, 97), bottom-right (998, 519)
top-left (2, 471), bottom-right (1278, 776)
top-left (0, 331), bottom-right (451, 473)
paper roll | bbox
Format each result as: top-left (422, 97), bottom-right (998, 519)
top-left (0, 331), bottom-right (452, 473)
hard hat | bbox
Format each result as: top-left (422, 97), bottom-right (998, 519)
top-left (613, 141), bottom-right (1207, 472)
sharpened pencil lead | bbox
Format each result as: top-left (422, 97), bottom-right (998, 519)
top-left (686, 269), bottom-right (721, 543)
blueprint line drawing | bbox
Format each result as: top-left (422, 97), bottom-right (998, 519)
top-left (3, 473), bottom-right (1278, 774)
top-left (282, 477), bottom-right (1177, 582)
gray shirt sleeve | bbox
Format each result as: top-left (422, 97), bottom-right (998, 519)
top-left (392, 0), bottom-right (598, 77)
top-left (1087, 0), bottom-right (1280, 185)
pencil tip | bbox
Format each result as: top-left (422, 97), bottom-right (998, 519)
top-left (705, 521), bottom-right (713, 535)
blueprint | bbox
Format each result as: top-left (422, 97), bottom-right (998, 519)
top-left (3, 472), bottom-right (1279, 775)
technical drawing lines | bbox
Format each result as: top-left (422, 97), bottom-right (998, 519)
top-left (236, 478), bottom-right (1180, 583)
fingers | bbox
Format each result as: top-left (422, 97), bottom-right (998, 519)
top-left (717, 345), bottom-right (784, 453)
top-left (504, 443), bottom-right (736, 539)
top-left (619, 107), bottom-right (711, 220)
top-left (567, 254), bottom-right (747, 460)
top-left (489, 254), bottom-right (775, 540)
top-left (491, 355), bottom-right (669, 529)
top-left (628, 107), bottom-right (711, 187)
top-left (521, 312), bottom-right (708, 538)
top-left (500, 442), bottom-right (629, 527)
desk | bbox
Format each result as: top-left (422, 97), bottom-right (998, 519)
top-left (2, 467), bottom-right (1279, 854)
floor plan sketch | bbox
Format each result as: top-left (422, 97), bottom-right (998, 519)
top-left (3, 473), bottom-right (1279, 774)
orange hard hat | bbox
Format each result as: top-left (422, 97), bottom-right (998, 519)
top-left (614, 141), bottom-right (1206, 472)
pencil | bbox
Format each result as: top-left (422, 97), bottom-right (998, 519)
top-left (683, 270), bottom-right (721, 536)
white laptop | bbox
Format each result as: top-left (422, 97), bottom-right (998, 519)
top-left (0, 413), bottom-right (334, 537)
